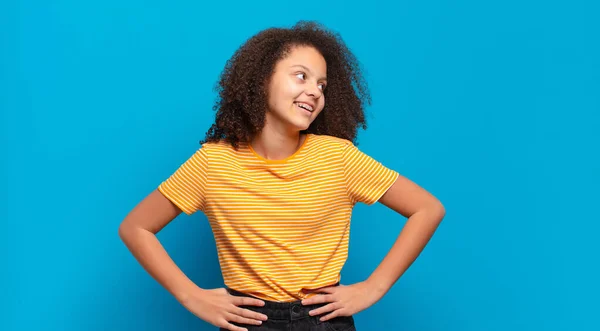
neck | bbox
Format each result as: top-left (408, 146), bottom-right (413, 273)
top-left (250, 126), bottom-right (306, 161)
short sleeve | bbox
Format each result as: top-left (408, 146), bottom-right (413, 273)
top-left (342, 143), bottom-right (399, 205)
top-left (158, 147), bottom-right (209, 215)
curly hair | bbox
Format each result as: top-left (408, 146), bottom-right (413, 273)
top-left (200, 20), bottom-right (371, 149)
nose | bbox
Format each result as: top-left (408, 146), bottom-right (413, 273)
top-left (306, 83), bottom-right (323, 98)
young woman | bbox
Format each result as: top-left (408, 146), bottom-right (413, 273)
top-left (119, 21), bottom-right (445, 331)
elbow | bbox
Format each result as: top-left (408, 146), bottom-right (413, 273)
top-left (118, 221), bottom-right (134, 243)
top-left (434, 202), bottom-right (446, 221)
top-left (423, 199), bottom-right (445, 223)
top-left (118, 223), bottom-right (126, 241)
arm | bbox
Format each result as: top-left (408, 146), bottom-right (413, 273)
top-left (366, 174), bottom-right (446, 298)
top-left (118, 189), bottom-right (198, 302)
top-left (118, 189), bottom-right (268, 330)
top-left (302, 174), bottom-right (445, 320)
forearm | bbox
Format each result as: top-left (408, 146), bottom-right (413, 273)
top-left (119, 226), bottom-right (200, 302)
top-left (365, 207), bottom-right (445, 297)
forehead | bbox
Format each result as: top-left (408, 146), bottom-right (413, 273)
top-left (277, 46), bottom-right (327, 75)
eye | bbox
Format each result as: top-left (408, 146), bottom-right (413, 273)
top-left (296, 72), bottom-right (326, 91)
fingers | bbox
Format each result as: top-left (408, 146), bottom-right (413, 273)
top-left (221, 307), bottom-right (268, 331)
top-left (234, 296), bottom-right (266, 307)
top-left (220, 308), bottom-right (267, 331)
top-left (221, 321), bottom-right (249, 331)
top-left (223, 293), bottom-right (268, 330)
top-left (320, 309), bottom-right (342, 322)
top-left (232, 306), bottom-right (268, 321)
top-left (301, 294), bottom-right (334, 305)
top-left (226, 312), bottom-right (264, 326)
top-left (318, 286), bottom-right (339, 294)
top-left (230, 296), bottom-right (268, 320)
top-left (308, 302), bottom-right (338, 317)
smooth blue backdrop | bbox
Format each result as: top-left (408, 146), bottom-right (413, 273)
top-left (2, 1), bottom-right (598, 330)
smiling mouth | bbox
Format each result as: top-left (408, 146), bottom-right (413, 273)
top-left (294, 102), bottom-right (313, 115)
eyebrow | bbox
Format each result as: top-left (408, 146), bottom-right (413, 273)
top-left (290, 64), bottom-right (327, 81)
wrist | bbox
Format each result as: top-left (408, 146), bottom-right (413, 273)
top-left (364, 277), bottom-right (389, 300)
top-left (173, 282), bottom-right (203, 304)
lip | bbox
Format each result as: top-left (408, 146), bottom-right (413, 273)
top-left (295, 102), bottom-right (313, 116)
top-left (294, 101), bottom-right (315, 111)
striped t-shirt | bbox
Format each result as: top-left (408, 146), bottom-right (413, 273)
top-left (158, 133), bottom-right (399, 302)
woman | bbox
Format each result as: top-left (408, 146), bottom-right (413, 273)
top-left (118, 21), bottom-right (445, 331)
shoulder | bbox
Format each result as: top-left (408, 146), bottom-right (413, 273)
top-left (309, 134), bottom-right (354, 151)
top-left (199, 139), bottom-right (242, 153)
top-left (196, 140), bottom-right (249, 164)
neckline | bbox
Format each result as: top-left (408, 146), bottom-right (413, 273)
top-left (248, 134), bottom-right (311, 164)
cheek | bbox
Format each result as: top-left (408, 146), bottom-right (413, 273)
top-left (283, 76), bottom-right (306, 94)
top-left (272, 80), bottom-right (299, 105)
top-left (267, 84), bottom-right (285, 108)
top-left (318, 96), bottom-right (326, 111)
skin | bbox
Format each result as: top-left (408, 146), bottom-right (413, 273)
top-left (301, 174), bottom-right (445, 321)
top-left (118, 45), bottom-right (445, 331)
top-left (250, 45), bottom-right (327, 160)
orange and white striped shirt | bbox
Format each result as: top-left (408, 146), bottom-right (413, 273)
top-left (158, 133), bottom-right (399, 302)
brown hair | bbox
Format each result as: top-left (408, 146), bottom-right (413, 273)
top-left (201, 20), bottom-right (371, 148)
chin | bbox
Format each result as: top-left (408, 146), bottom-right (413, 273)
top-left (294, 119), bottom-right (313, 131)
top-left (283, 116), bottom-right (310, 131)
top-left (292, 124), bottom-right (310, 132)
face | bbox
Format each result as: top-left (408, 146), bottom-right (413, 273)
top-left (264, 45), bottom-right (327, 133)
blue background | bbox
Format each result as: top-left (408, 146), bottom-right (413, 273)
top-left (2, 1), bottom-right (599, 330)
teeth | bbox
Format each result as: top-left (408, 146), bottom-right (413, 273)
top-left (296, 102), bottom-right (313, 111)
